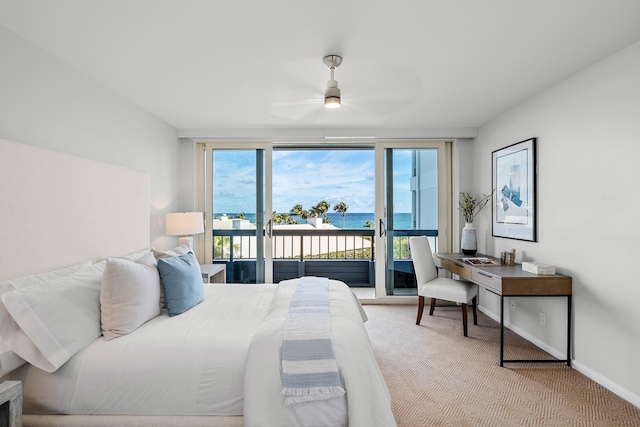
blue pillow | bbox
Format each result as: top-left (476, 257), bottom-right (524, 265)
top-left (157, 252), bottom-right (203, 316)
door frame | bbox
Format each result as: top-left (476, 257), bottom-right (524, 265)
top-left (195, 139), bottom-right (451, 295)
top-left (374, 140), bottom-right (452, 301)
top-left (196, 141), bottom-right (273, 283)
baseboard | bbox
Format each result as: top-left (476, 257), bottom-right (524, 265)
top-left (571, 360), bottom-right (640, 409)
top-left (478, 305), bottom-right (566, 360)
top-left (479, 306), bottom-right (640, 410)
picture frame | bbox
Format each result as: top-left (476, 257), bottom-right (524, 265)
top-left (492, 137), bottom-right (537, 242)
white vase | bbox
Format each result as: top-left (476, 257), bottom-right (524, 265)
top-left (461, 222), bottom-right (477, 255)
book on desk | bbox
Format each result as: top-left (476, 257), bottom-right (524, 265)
top-left (459, 257), bottom-right (501, 266)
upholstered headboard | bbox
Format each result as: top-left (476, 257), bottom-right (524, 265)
top-left (0, 138), bottom-right (150, 281)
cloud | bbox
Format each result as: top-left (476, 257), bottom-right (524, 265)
top-left (211, 149), bottom-right (415, 213)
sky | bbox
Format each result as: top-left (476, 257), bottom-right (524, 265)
top-left (212, 149), bottom-right (413, 214)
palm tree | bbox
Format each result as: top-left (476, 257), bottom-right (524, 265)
top-left (280, 212), bottom-right (291, 224)
top-left (364, 219), bottom-right (373, 229)
top-left (237, 211), bottom-right (245, 219)
top-left (286, 215), bottom-right (297, 225)
top-left (272, 211), bottom-right (283, 225)
top-left (310, 205), bottom-right (322, 218)
top-left (333, 201), bottom-right (348, 229)
top-left (290, 204), bottom-right (304, 221)
top-left (314, 200), bottom-right (330, 222)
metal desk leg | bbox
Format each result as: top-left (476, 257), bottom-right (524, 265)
top-left (500, 295), bottom-right (504, 367)
top-left (567, 295), bottom-right (572, 367)
top-left (500, 294), bottom-right (572, 366)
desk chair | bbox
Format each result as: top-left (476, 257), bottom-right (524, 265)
top-left (409, 236), bottom-right (478, 336)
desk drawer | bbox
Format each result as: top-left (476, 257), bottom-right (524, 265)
top-left (472, 270), bottom-right (501, 292)
top-left (448, 261), bottom-right (472, 280)
top-left (434, 256), bottom-right (447, 270)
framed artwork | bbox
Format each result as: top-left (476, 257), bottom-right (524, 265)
top-left (492, 138), bottom-right (537, 241)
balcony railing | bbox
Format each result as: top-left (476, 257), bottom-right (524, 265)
top-left (273, 228), bottom-right (375, 259)
top-left (211, 227), bottom-right (437, 287)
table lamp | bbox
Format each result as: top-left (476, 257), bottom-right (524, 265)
top-left (165, 212), bottom-right (204, 249)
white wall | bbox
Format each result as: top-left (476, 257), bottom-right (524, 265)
top-left (472, 40), bottom-right (640, 406)
top-left (0, 25), bottom-right (180, 249)
top-left (452, 139), bottom-right (474, 252)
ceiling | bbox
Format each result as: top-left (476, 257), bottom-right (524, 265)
top-left (1, 1), bottom-right (640, 134)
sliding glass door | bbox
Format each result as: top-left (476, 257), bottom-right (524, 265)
top-left (197, 143), bottom-right (272, 283)
top-left (375, 141), bottom-right (451, 297)
top-left (196, 140), bottom-right (450, 296)
top-left (270, 147), bottom-right (375, 286)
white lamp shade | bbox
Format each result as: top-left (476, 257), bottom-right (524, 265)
top-left (166, 212), bottom-right (204, 236)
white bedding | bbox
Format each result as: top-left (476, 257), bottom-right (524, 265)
top-left (7, 284), bottom-right (276, 415)
top-left (5, 279), bottom-right (396, 426)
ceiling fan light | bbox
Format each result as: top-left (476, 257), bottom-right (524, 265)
top-left (324, 81), bottom-right (341, 109)
top-left (325, 96), bottom-right (341, 108)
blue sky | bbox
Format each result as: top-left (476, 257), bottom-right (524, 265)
top-left (212, 149), bottom-right (413, 214)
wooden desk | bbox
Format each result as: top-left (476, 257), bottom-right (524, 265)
top-left (434, 253), bottom-right (572, 366)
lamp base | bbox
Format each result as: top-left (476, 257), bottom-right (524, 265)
top-left (178, 236), bottom-right (193, 250)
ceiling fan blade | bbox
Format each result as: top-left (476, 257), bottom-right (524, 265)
top-left (337, 60), bottom-right (423, 116)
top-left (266, 66), bottom-right (326, 119)
top-left (268, 100), bottom-right (323, 120)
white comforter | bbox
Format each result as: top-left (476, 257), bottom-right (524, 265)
top-left (10, 284), bottom-right (277, 415)
top-left (7, 281), bottom-right (396, 426)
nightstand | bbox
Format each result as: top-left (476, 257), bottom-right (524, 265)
top-left (0, 381), bottom-right (21, 427)
top-left (200, 264), bottom-right (226, 283)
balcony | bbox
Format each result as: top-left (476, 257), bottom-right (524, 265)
top-left (210, 224), bottom-right (438, 295)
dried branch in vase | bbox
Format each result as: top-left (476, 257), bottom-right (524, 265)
top-left (458, 190), bottom-right (495, 223)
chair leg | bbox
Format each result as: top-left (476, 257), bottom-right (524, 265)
top-left (461, 303), bottom-right (468, 337)
top-left (416, 296), bottom-right (425, 325)
top-left (429, 297), bottom-right (436, 315)
top-left (472, 296), bottom-right (478, 325)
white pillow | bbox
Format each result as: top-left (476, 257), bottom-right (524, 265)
top-left (115, 248), bottom-right (154, 261)
top-left (0, 265), bottom-right (103, 373)
top-left (152, 244), bottom-right (191, 260)
top-left (100, 253), bottom-right (161, 341)
top-left (92, 248), bottom-right (151, 274)
top-left (0, 351), bottom-right (26, 376)
top-left (0, 260), bottom-right (95, 296)
top-left (0, 340), bottom-right (26, 377)
top-left (0, 261), bottom-right (99, 375)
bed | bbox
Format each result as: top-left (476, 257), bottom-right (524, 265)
top-left (1, 255), bottom-right (394, 426)
top-left (0, 138), bottom-right (396, 426)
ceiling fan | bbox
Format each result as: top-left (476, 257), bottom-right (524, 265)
top-left (322, 55), bottom-right (342, 109)
top-left (263, 55), bottom-right (345, 120)
top-left (264, 54), bottom-right (421, 120)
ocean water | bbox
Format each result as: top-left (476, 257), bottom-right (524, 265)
top-left (216, 212), bottom-right (412, 230)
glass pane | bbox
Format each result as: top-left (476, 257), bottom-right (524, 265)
top-left (386, 148), bottom-right (439, 296)
top-left (271, 148), bottom-right (375, 286)
top-left (211, 149), bottom-right (265, 283)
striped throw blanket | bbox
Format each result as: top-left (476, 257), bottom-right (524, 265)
top-left (280, 277), bottom-right (346, 406)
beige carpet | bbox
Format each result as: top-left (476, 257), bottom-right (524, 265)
top-left (363, 304), bottom-right (640, 427)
